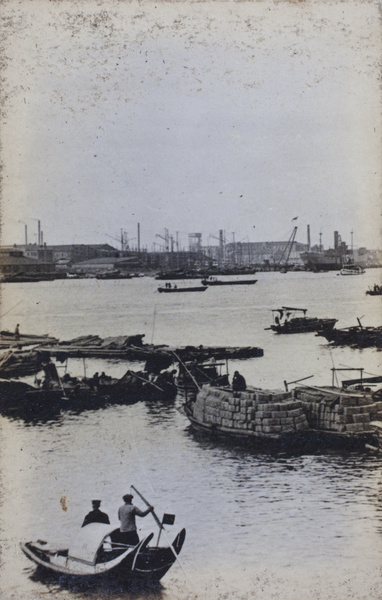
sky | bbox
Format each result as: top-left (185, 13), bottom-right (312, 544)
top-left (1, 0), bottom-right (381, 251)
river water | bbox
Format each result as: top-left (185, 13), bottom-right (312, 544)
top-left (0, 270), bottom-right (381, 600)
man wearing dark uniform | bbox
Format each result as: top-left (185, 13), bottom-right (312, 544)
top-left (82, 500), bottom-right (110, 527)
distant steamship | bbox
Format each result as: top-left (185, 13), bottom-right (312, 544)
top-left (301, 231), bottom-right (358, 272)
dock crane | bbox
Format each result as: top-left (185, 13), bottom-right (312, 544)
top-left (105, 231), bottom-right (135, 252)
top-left (278, 226), bottom-right (298, 273)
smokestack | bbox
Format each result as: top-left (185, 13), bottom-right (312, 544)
top-left (25, 224), bottom-right (28, 245)
top-left (219, 229), bottom-right (224, 265)
top-left (137, 223), bottom-right (140, 252)
top-left (38, 220), bottom-right (41, 246)
top-left (40, 231), bottom-right (43, 245)
top-left (334, 231), bottom-right (339, 250)
top-left (307, 225), bottom-right (311, 251)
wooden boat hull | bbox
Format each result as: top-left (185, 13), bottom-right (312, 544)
top-left (184, 382), bottom-right (382, 451)
top-left (1, 273), bottom-right (67, 283)
top-left (184, 404), bottom-right (307, 448)
top-left (158, 286), bottom-right (207, 293)
top-left (339, 267), bottom-right (365, 275)
top-left (21, 527), bottom-right (186, 584)
top-left (270, 318), bottom-right (337, 334)
top-left (0, 370), bottom-right (177, 417)
top-left (0, 349), bottom-right (51, 378)
top-left (95, 273), bottom-right (133, 280)
top-left (317, 326), bottom-right (382, 348)
top-left (185, 407), bottom-right (376, 450)
top-left (201, 279), bottom-right (257, 286)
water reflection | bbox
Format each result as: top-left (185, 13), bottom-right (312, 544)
top-left (2, 271), bottom-right (382, 599)
top-left (29, 566), bottom-right (165, 599)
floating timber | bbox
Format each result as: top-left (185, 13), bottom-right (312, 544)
top-left (36, 334), bottom-right (264, 362)
top-left (0, 331), bottom-right (58, 349)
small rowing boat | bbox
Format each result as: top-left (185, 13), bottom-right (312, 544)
top-left (366, 285), bottom-right (382, 296)
top-left (339, 265), bottom-right (365, 276)
top-left (21, 488), bottom-right (186, 585)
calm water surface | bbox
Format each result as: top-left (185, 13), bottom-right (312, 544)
top-left (0, 270), bottom-right (381, 599)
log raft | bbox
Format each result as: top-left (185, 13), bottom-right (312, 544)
top-left (36, 334), bottom-right (264, 362)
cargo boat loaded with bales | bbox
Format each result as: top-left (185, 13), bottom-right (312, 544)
top-left (184, 374), bottom-right (382, 450)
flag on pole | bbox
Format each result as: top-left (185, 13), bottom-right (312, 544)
top-left (162, 513), bottom-right (176, 525)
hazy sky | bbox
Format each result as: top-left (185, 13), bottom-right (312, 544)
top-left (1, 0), bottom-right (381, 251)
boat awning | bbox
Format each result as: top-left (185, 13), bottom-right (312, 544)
top-left (68, 523), bottom-right (117, 565)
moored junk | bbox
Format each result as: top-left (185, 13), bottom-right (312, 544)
top-left (316, 320), bottom-right (382, 348)
top-left (184, 374), bottom-right (382, 449)
top-left (0, 361), bottom-right (178, 417)
top-left (268, 307), bottom-right (337, 334)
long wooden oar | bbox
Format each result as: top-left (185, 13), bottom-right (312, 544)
top-left (172, 351), bottom-right (201, 392)
top-left (130, 485), bottom-right (189, 581)
top-left (127, 371), bottom-right (165, 392)
top-left (131, 485), bottom-right (163, 529)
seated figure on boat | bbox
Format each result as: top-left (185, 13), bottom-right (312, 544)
top-left (99, 371), bottom-right (112, 384)
top-left (154, 369), bottom-right (177, 387)
top-left (232, 371), bottom-right (247, 391)
top-left (116, 493), bottom-right (153, 546)
top-left (82, 499), bottom-right (110, 527)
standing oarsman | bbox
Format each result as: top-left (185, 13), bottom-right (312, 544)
top-left (117, 493), bottom-right (153, 545)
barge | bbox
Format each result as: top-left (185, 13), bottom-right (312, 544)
top-left (184, 377), bottom-right (382, 450)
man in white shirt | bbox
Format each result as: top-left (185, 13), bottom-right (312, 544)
top-left (117, 493), bottom-right (153, 545)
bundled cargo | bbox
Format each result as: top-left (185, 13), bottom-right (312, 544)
top-left (294, 386), bottom-right (382, 435)
top-left (185, 380), bottom-right (382, 449)
top-left (188, 385), bottom-right (309, 441)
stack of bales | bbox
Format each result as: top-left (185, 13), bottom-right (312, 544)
top-left (193, 385), bottom-right (309, 438)
top-left (294, 387), bottom-right (382, 434)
